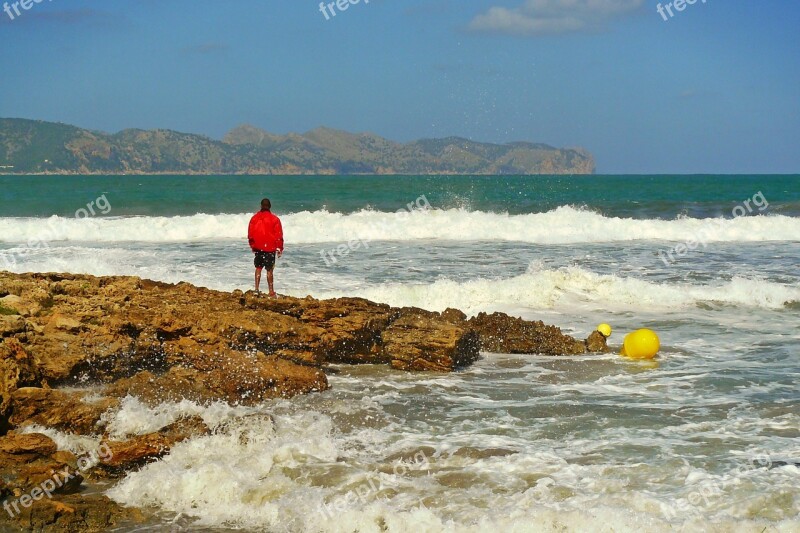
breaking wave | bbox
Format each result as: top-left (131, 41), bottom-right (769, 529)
top-left (1, 206), bottom-right (798, 244)
top-left (316, 266), bottom-right (800, 313)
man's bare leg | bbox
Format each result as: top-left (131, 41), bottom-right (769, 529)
top-left (255, 267), bottom-right (263, 294)
top-left (267, 268), bottom-right (276, 297)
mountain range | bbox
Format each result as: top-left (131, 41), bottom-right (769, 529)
top-left (0, 118), bottom-right (595, 175)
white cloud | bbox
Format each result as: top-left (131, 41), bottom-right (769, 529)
top-left (468, 0), bottom-right (645, 36)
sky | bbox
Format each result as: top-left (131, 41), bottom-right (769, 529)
top-left (0, 0), bottom-right (798, 174)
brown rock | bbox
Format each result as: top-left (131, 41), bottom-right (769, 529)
top-left (9, 388), bottom-right (118, 435)
top-left (585, 330), bottom-right (610, 353)
top-left (100, 416), bottom-right (209, 473)
top-left (383, 311), bottom-right (480, 372)
top-left (106, 353), bottom-right (328, 406)
top-left (240, 296), bottom-right (396, 365)
top-left (309, 299), bottom-right (395, 365)
top-left (0, 432), bottom-right (58, 457)
top-left (2, 494), bottom-right (143, 533)
top-left (1, 295), bottom-right (35, 317)
top-left (1, 338), bottom-right (40, 426)
top-left (441, 308), bottom-right (468, 324)
top-left (46, 314), bottom-right (85, 334)
top-left (0, 315), bottom-right (26, 336)
top-left (0, 271), bottom-right (602, 420)
top-left (468, 312), bottom-right (593, 355)
top-left (0, 432), bottom-right (83, 501)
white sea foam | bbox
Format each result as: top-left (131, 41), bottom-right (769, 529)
top-left (3, 241), bottom-right (796, 313)
top-left (17, 425), bottom-right (102, 455)
top-left (317, 266), bottom-right (800, 313)
top-left (101, 396), bottom-right (257, 440)
top-left (1, 206), bottom-right (798, 244)
top-left (101, 396), bottom-right (800, 533)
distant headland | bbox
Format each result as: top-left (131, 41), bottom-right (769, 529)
top-left (0, 118), bottom-right (594, 175)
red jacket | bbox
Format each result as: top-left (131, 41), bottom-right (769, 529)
top-left (248, 210), bottom-right (284, 252)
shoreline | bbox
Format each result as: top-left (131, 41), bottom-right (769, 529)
top-left (0, 171), bottom-right (595, 177)
top-left (0, 271), bottom-right (607, 531)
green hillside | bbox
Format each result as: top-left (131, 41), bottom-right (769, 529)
top-left (0, 118), bottom-right (595, 175)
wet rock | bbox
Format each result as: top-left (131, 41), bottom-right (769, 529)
top-left (0, 432), bottom-right (83, 501)
top-left (441, 308), bottom-right (468, 324)
top-left (0, 432), bottom-right (142, 532)
top-left (9, 388), bottom-right (118, 435)
top-left (0, 432), bottom-right (58, 456)
top-left (244, 295), bottom-right (397, 365)
top-left (585, 330), bottom-right (610, 353)
top-left (105, 353), bottom-right (328, 406)
top-left (468, 312), bottom-right (603, 355)
top-left (2, 494), bottom-right (143, 533)
top-left (383, 311), bottom-right (480, 371)
top-left (0, 271), bottom-right (613, 530)
top-left (0, 272), bottom-right (602, 414)
top-left (99, 416), bottom-right (209, 473)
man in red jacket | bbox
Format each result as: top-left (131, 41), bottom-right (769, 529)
top-left (248, 198), bottom-right (284, 297)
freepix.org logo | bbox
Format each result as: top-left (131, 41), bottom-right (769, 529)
top-left (4, 0), bottom-right (53, 21)
top-left (318, 0), bottom-right (369, 21)
top-left (657, 0), bottom-right (707, 22)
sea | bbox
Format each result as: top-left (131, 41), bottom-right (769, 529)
top-left (1, 174), bottom-right (798, 532)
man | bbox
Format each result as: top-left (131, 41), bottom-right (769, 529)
top-left (248, 198), bottom-right (284, 297)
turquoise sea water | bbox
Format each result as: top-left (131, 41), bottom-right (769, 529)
top-left (2, 174), bottom-right (799, 217)
top-left (1, 174), bottom-right (798, 532)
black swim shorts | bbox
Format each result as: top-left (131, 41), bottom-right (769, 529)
top-left (254, 251), bottom-right (276, 270)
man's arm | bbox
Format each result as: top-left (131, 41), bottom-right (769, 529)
top-left (275, 218), bottom-right (284, 256)
top-left (247, 216), bottom-right (257, 251)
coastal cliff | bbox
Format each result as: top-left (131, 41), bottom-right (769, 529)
top-left (0, 272), bottom-right (606, 531)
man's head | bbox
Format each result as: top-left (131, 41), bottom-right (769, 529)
top-left (261, 198), bottom-right (271, 211)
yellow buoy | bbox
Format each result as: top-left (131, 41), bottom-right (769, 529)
top-left (620, 328), bottom-right (660, 360)
top-left (597, 323), bottom-right (612, 337)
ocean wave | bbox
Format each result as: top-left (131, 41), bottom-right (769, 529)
top-left (316, 266), bottom-right (800, 313)
top-left (101, 396), bottom-right (800, 532)
top-left (1, 206), bottom-right (798, 244)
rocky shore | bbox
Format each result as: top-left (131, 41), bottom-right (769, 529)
top-left (0, 272), bottom-right (607, 531)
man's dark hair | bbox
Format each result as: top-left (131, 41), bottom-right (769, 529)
top-left (261, 198), bottom-right (271, 210)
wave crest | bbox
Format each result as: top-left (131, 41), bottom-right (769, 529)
top-left (317, 266), bottom-right (800, 313)
top-left (1, 206), bottom-right (798, 244)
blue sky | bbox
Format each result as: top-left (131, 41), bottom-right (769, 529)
top-left (1, 0), bottom-right (798, 173)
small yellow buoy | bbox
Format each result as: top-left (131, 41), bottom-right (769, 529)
top-left (597, 323), bottom-right (612, 337)
top-left (620, 328), bottom-right (660, 360)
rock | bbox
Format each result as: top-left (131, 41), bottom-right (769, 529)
top-left (0, 339), bottom-right (40, 428)
top-left (304, 298), bottom-right (396, 365)
top-left (468, 312), bottom-right (603, 355)
top-left (0, 432), bottom-right (57, 456)
top-left (105, 353), bottom-right (329, 406)
top-left (0, 295), bottom-right (22, 309)
top-left (2, 494), bottom-right (143, 533)
top-left (441, 308), bottom-right (468, 324)
top-left (0, 432), bottom-right (83, 501)
top-left (585, 330), bottom-right (610, 353)
top-left (99, 416), bottom-right (209, 473)
top-left (239, 295), bottom-right (397, 365)
top-left (383, 311), bottom-right (480, 372)
top-left (0, 315), bottom-right (26, 337)
top-left (0, 271), bottom-right (613, 531)
top-left (0, 434), bottom-right (139, 532)
top-left (9, 388), bottom-right (118, 435)
top-left (47, 314), bottom-right (84, 333)
top-left (0, 272), bottom-right (601, 422)
top-left (2, 294), bottom-right (43, 319)
top-left (0, 433), bottom-right (142, 532)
